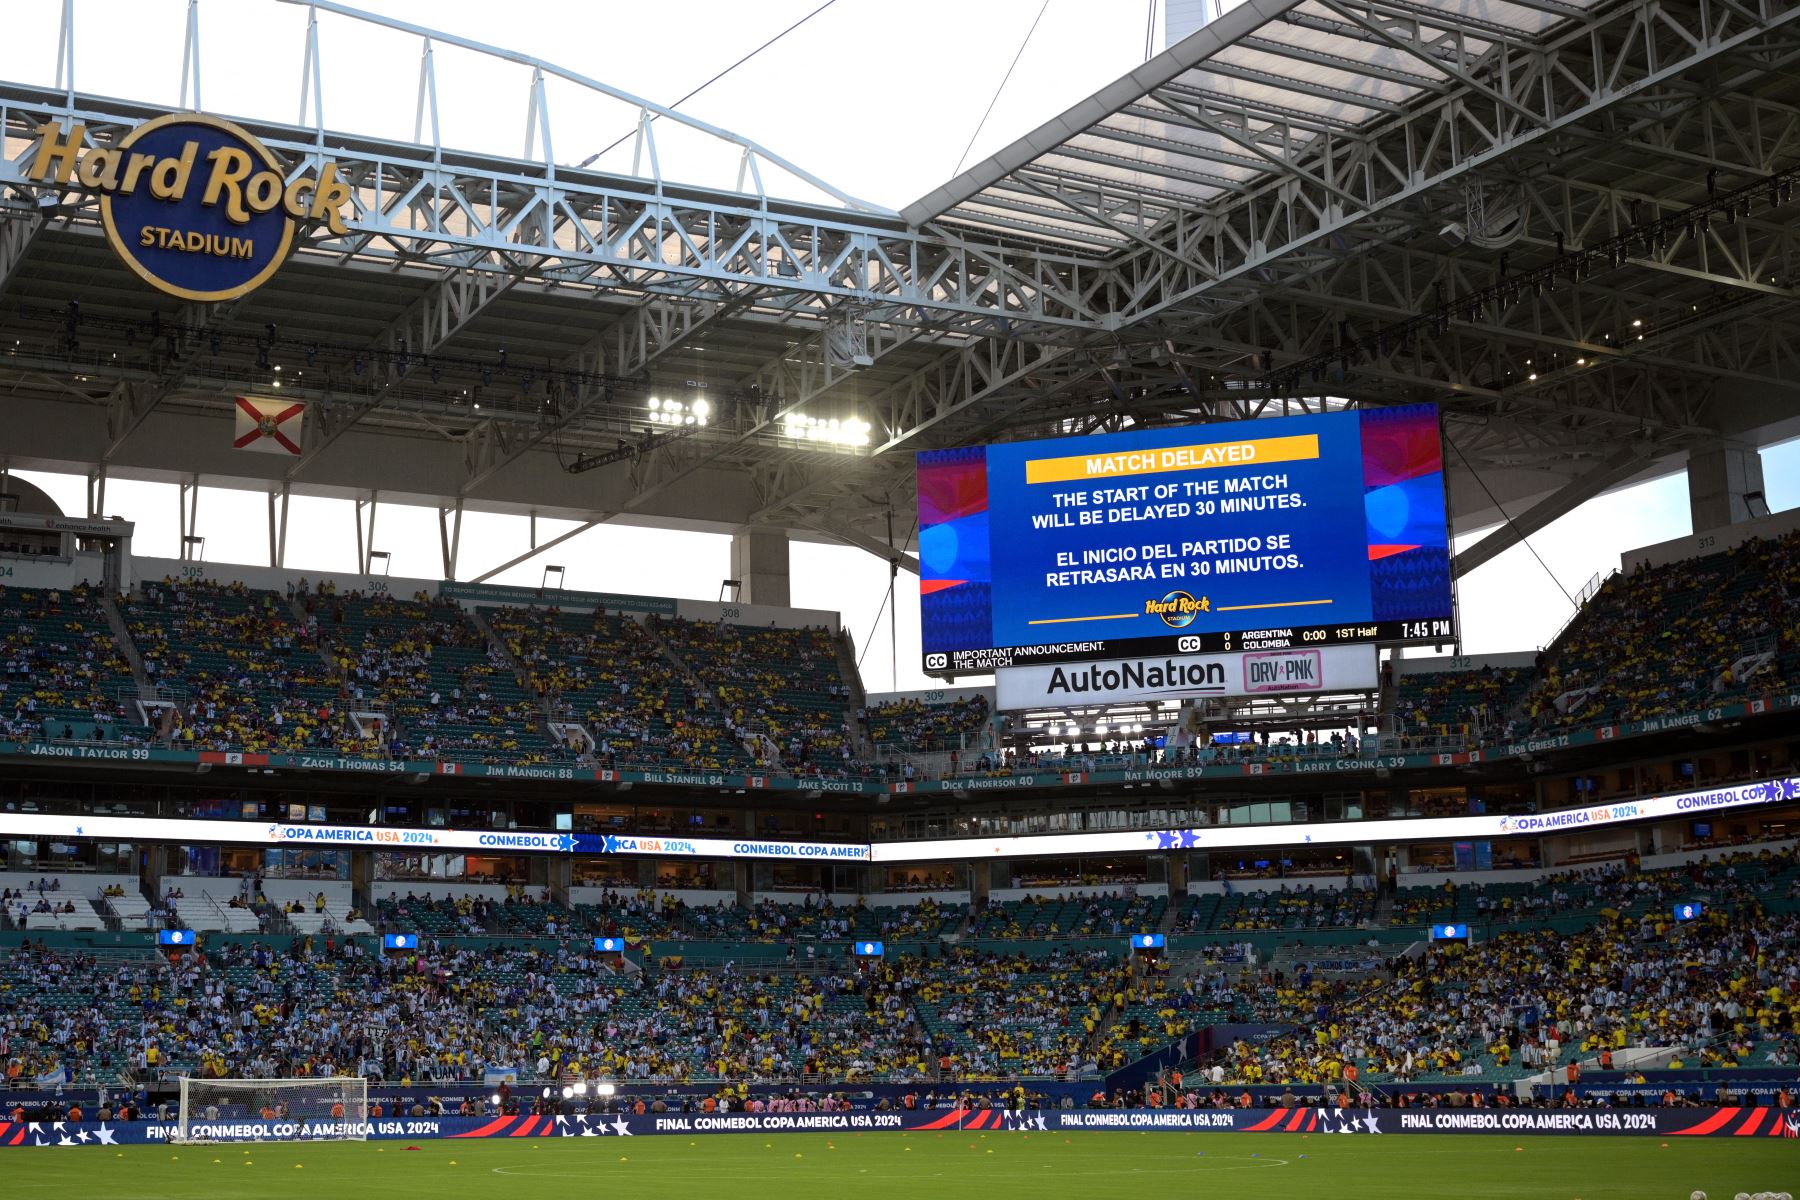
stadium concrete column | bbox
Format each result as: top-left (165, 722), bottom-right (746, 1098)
top-left (1164, 853), bottom-right (1188, 895)
top-left (350, 850), bottom-right (373, 904)
top-left (730, 526), bottom-right (791, 608)
top-left (138, 843), bottom-right (168, 897)
top-left (1686, 438), bottom-right (1766, 533)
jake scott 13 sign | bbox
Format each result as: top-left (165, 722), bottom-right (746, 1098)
top-left (25, 114), bottom-right (352, 302)
top-left (994, 642), bottom-right (1377, 708)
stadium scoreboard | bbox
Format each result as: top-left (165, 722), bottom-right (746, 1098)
top-left (917, 404), bottom-right (1454, 673)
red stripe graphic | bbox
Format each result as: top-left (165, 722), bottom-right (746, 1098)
top-left (1304, 1111), bottom-right (1318, 1132)
top-left (1670, 1107), bottom-right (1739, 1136)
top-left (1733, 1107), bottom-right (1768, 1136)
top-left (508, 1116), bottom-right (541, 1137)
top-left (6, 1125), bottom-right (26, 1145)
top-left (912, 1109), bottom-right (968, 1131)
top-left (448, 1115), bottom-right (515, 1138)
top-left (1283, 1108), bottom-right (1308, 1132)
top-left (1242, 1108), bottom-right (1288, 1132)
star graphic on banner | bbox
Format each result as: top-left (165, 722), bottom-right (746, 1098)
top-left (76, 1130), bottom-right (91, 1143)
top-left (554, 1115), bottom-right (567, 1126)
top-left (580, 1126), bottom-right (598, 1137)
top-left (52, 1122), bottom-right (65, 1132)
top-left (56, 1134), bottom-right (76, 1146)
top-left (609, 1116), bottom-right (632, 1136)
top-left (27, 1123), bottom-right (42, 1135)
top-left (1178, 829), bottom-right (1201, 848)
top-left (575, 1114), bottom-right (589, 1125)
top-left (75, 825), bottom-right (83, 835)
top-left (1361, 1114), bottom-right (1382, 1133)
top-left (1153, 831), bottom-right (1178, 849)
top-left (92, 1125), bottom-right (118, 1146)
top-left (556, 834), bottom-right (574, 852)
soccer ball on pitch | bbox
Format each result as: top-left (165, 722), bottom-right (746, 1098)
top-left (1690, 1192), bottom-right (1706, 1200)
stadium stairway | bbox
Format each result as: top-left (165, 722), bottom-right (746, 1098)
top-left (642, 620), bottom-right (716, 701)
top-left (640, 619), bottom-right (749, 757)
top-left (832, 632), bottom-right (879, 762)
top-left (100, 590), bottom-right (150, 689)
top-left (468, 607), bottom-right (562, 748)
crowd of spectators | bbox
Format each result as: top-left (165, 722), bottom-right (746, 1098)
top-left (0, 583), bottom-right (136, 742)
top-left (1519, 531), bottom-right (1800, 731)
top-left (1201, 849), bottom-right (1800, 1088)
top-left (489, 606), bottom-right (745, 771)
top-left (654, 618), bottom-right (862, 778)
top-left (864, 695), bottom-right (989, 751)
top-left (126, 579), bottom-right (342, 754)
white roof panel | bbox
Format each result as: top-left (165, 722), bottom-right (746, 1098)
top-left (906, 0), bottom-right (1604, 249)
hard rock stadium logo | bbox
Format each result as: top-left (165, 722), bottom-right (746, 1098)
top-left (24, 114), bottom-right (351, 302)
top-left (1145, 589), bottom-right (1210, 628)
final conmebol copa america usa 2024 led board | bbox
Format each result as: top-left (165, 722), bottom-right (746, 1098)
top-left (917, 404), bottom-right (1454, 673)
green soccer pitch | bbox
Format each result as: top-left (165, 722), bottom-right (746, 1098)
top-left (4, 1130), bottom-right (1793, 1199)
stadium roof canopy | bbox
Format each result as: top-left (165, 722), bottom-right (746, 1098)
top-left (2, 0), bottom-right (1799, 578)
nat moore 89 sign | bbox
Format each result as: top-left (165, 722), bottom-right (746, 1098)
top-left (26, 114), bottom-right (352, 301)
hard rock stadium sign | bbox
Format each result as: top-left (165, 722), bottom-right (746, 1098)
top-left (25, 113), bottom-right (351, 302)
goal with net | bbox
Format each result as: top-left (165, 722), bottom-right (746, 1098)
top-left (175, 1077), bottom-right (368, 1143)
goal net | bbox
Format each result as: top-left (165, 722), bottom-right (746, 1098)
top-left (175, 1077), bottom-right (368, 1143)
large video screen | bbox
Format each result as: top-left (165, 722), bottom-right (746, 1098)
top-left (917, 404), bottom-right (1453, 673)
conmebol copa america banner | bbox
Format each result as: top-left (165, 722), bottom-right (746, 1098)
top-left (3, 1107), bottom-right (1789, 1148)
top-left (0, 776), bottom-right (1791, 865)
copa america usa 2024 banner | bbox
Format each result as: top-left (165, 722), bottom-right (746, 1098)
top-left (4, 1106), bottom-right (1794, 1148)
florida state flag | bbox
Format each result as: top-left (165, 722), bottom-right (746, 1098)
top-left (234, 395), bottom-right (305, 455)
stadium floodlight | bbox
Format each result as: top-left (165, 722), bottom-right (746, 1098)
top-left (541, 1087), bottom-right (551, 1099)
top-left (491, 1094), bottom-right (502, 1106)
top-left (597, 1082), bottom-right (617, 1097)
top-left (573, 1082), bottom-right (588, 1096)
top-left (176, 1077), bottom-right (366, 1143)
top-left (561, 1086), bottom-right (573, 1099)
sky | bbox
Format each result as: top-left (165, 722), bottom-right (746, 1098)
top-left (4, 0), bottom-right (1797, 691)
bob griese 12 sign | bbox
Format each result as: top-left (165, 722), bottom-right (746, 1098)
top-left (24, 114), bottom-right (352, 302)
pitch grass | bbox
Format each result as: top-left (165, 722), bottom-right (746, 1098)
top-left (4, 1129), bottom-right (1794, 1199)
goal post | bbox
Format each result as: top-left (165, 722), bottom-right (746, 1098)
top-left (175, 1077), bottom-right (368, 1143)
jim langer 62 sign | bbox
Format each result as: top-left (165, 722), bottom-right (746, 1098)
top-left (26, 114), bottom-right (351, 302)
